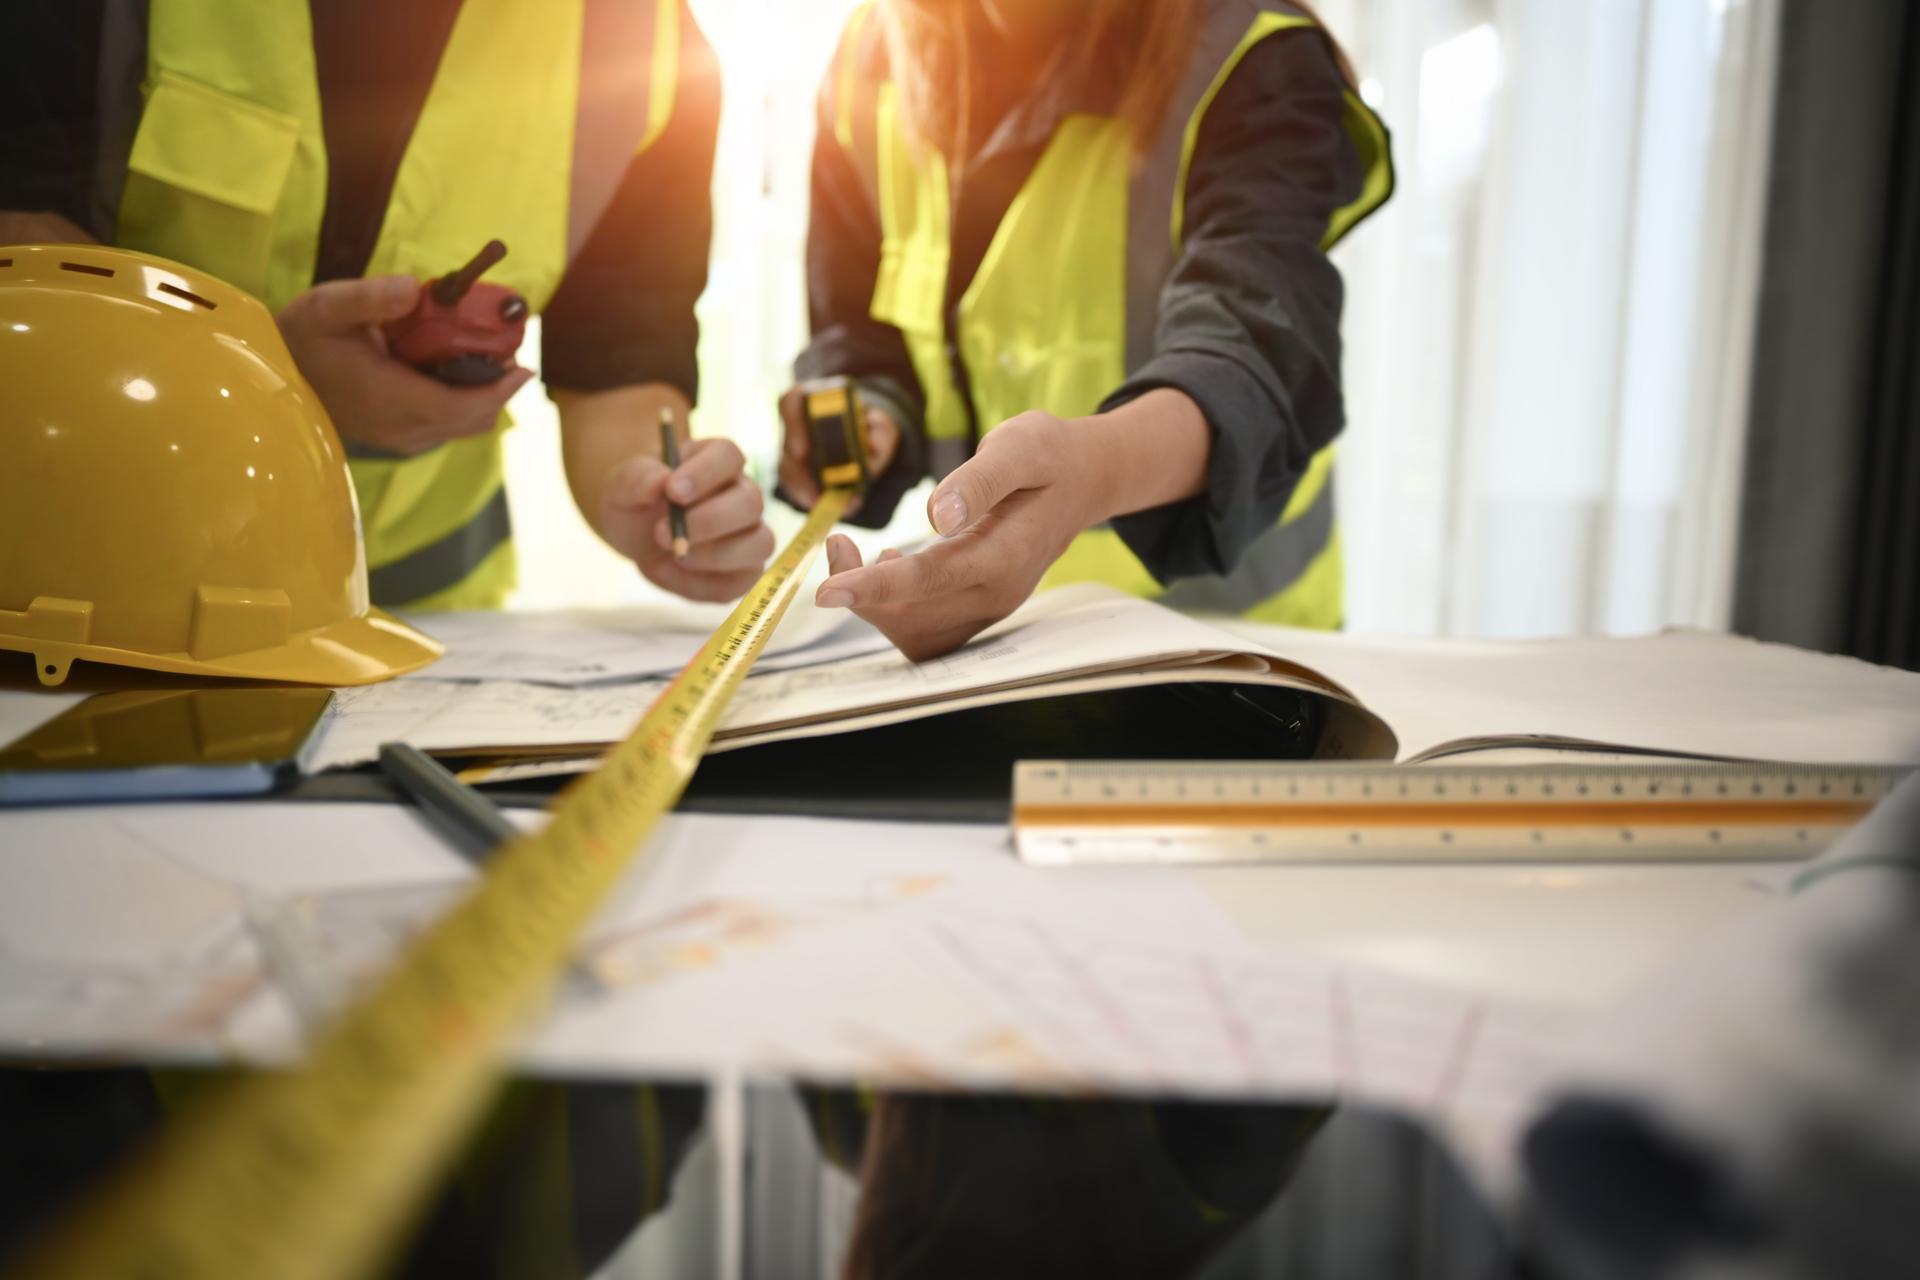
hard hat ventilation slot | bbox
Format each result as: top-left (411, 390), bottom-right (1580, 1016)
top-left (60, 261), bottom-right (115, 278)
top-left (0, 258), bottom-right (11, 268)
top-left (157, 281), bottom-right (216, 309)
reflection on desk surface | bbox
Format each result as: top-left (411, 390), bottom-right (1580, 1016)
top-left (0, 1070), bottom-right (1521, 1280)
top-left (9, 1030), bottom-right (1918, 1280)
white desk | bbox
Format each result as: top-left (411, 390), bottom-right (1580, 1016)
top-left (1190, 857), bottom-right (1776, 1013)
top-left (0, 796), bottom-right (1777, 1078)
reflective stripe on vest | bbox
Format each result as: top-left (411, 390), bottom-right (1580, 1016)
top-left (365, 483), bottom-right (512, 606)
top-left (112, 0), bottom-right (682, 610)
top-left (861, 0), bottom-right (1390, 626)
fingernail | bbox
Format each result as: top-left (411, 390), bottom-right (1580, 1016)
top-left (931, 492), bottom-right (967, 536)
top-left (816, 586), bottom-right (853, 608)
top-left (669, 477), bottom-right (694, 502)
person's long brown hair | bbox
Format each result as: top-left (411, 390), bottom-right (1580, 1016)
top-left (880, 0), bottom-right (1357, 160)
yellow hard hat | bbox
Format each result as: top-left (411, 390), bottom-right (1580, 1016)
top-left (0, 244), bottom-right (443, 687)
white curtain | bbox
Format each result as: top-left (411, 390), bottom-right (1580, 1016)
top-left (1329, 0), bottom-right (1779, 636)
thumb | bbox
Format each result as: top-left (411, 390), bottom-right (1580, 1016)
top-left (604, 453), bottom-right (671, 512)
top-left (927, 427), bottom-right (1040, 537)
top-left (778, 388), bottom-right (810, 459)
top-left (298, 274), bottom-right (421, 333)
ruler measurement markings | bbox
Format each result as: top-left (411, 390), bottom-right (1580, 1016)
top-left (1015, 799), bottom-right (1874, 828)
top-left (1014, 761), bottom-right (1909, 867)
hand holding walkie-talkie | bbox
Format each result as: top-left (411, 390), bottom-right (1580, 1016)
top-left (382, 239), bottom-right (529, 385)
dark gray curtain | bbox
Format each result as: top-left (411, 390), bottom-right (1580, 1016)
top-left (1736, 0), bottom-right (1919, 671)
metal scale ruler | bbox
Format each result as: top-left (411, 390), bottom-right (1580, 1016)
top-left (1013, 759), bottom-right (1912, 866)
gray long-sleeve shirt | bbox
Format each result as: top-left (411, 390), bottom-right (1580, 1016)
top-left (793, 25), bottom-right (1382, 587)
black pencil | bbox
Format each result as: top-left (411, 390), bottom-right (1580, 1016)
top-left (378, 741), bottom-right (519, 865)
top-left (660, 407), bottom-right (690, 559)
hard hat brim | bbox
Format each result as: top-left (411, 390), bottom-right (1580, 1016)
top-left (5, 608), bottom-right (444, 688)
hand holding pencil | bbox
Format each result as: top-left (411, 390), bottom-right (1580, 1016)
top-left (590, 396), bottom-right (775, 603)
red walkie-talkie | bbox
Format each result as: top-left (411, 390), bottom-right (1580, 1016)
top-left (382, 239), bottom-right (529, 385)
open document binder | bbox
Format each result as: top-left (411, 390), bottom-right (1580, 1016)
top-left (296, 585), bottom-right (1920, 817)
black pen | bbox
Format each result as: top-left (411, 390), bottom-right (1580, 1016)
top-left (378, 741), bottom-right (519, 865)
top-left (660, 406), bottom-right (691, 559)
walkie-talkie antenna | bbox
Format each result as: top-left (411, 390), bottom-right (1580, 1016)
top-left (430, 239), bottom-right (508, 306)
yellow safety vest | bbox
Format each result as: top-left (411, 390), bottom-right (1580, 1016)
top-left (111, 0), bottom-right (687, 610)
top-left (841, 1), bottom-right (1391, 625)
